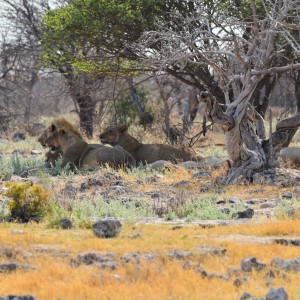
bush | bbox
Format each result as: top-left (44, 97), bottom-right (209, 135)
top-left (5, 181), bottom-right (50, 222)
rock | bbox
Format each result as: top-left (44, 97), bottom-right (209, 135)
top-left (30, 150), bottom-right (42, 155)
top-left (239, 292), bottom-right (258, 300)
top-left (271, 258), bottom-right (300, 272)
top-left (260, 203), bottom-right (276, 209)
top-left (145, 160), bottom-right (172, 171)
top-left (96, 261), bottom-right (118, 270)
top-left (233, 208), bottom-right (254, 219)
top-left (59, 218), bottom-right (72, 229)
top-left (76, 252), bottom-right (116, 266)
top-left (274, 238), bottom-right (300, 246)
top-left (265, 287), bottom-right (288, 300)
top-left (192, 171), bottom-right (211, 178)
top-left (172, 180), bottom-right (189, 187)
top-left (92, 219), bottom-right (122, 238)
top-left (280, 147), bottom-right (300, 166)
top-left (80, 178), bottom-right (105, 191)
top-left (120, 252), bottom-right (141, 264)
top-left (241, 257), bottom-right (266, 272)
top-left (196, 246), bottom-right (226, 256)
top-left (172, 225), bottom-right (183, 230)
top-left (0, 262), bottom-right (35, 273)
top-left (282, 192), bottom-right (293, 199)
top-left (181, 260), bottom-right (208, 277)
top-left (12, 132), bottom-right (25, 142)
top-left (0, 295), bottom-right (36, 300)
top-left (180, 161), bottom-right (200, 170)
top-left (60, 181), bottom-right (77, 198)
top-left (229, 197), bottom-right (242, 205)
top-left (130, 233), bottom-right (142, 239)
top-left (168, 250), bottom-right (191, 260)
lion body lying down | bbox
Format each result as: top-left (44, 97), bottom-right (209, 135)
top-left (45, 128), bottom-right (136, 169)
top-left (99, 125), bottom-right (202, 165)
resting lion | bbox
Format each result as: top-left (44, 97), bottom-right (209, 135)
top-left (38, 117), bottom-right (84, 168)
top-left (99, 125), bottom-right (202, 165)
top-left (45, 128), bottom-right (136, 170)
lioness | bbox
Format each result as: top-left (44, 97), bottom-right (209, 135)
top-left (38, 117), bottom-right (84, 168)
top-left (99, 125), bottom-right (202, 165)
top-left (45, 128), bottom-right (136, 169)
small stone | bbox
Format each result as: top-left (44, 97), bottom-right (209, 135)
top-left (30, 150), bottom-right (42, 155)
top-left (192, 171), bottom-right (211, 178)
top-left (96, 261), bottom-right (118, 270)
top-left (271, 258), bottom-right (300, 272)
top-left (59, 218), bottom-right (72, 229)
top-left (92, 219), bottom-right (122, 238)
top-left (130, 233), bottom-right (142, 239)
top-left (233, 208), bottom-right (254, 219)
top-left (12, 132), bottom-right (25, 142)
top-left (229, 197), bottom-right (242, 204)
top-left (265, 287), bottom-right (288, 300)
top-left (241, 257), bottom-right (266, 272)
top-left (234, 278), bottom-right (243, 287)
top-left (282, 193), bottom-right (293, 199)
top-left (168, 250), bottom-right (191, 260)
top-left (0, 295), bottom-right (36, 300)
top-left (239, 292), bottom-right (258, 300)
top-left (76, 252), bottom-right (115, 266)
top-left (0, 263), bottom-right (35, 273)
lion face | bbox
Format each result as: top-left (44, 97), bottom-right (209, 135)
top-left (99, 125), bottom-right (128, 146)
top-left (45, 129), bottom-right (65, 151)
top-left (38, 124), bottom-right (57, 147)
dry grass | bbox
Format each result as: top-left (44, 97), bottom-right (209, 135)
top-left (1, 222), bottom-right (300, 299)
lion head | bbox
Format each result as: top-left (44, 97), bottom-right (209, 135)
top-left (38, 117), bottom-right (82, 148)
top-left (99, 124), bottom-right (128, 145)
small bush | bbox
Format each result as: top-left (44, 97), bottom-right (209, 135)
top-left (5, 181), bottom-right (50, 222)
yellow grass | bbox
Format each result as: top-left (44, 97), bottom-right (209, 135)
top-left (1, 221), bottom-right (300, 299)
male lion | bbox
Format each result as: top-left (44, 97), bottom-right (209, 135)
top-left (38, 117), bottom-right (84, 168)
top-left (45, 128), bottom-right (136, 170)
top-left (99, 124), bottom-right (202, 165)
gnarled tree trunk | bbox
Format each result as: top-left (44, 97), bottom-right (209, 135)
top-left (199, 83), bottom-right (300, 184)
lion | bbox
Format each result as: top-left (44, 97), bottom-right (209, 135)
top-left (45, 128), bottom-right (136, 170)
top-left (38, 117), bottom-right (85, 168)
top-left (99, 124), bottom-right (203, 165)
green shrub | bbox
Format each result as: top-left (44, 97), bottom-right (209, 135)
top-left (5, 181), bottom-right (50, 222)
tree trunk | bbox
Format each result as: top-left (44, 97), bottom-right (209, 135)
top-left (182, 88), bottom-right (199, 140)
top-left (67, 78), bottom-right (95, 138)
top-left (127, 77), bottom-right (153, 127)
top-left (198, 84), bottom-right (300, 184)
top-left (76, 94), bottom-right (95, 138)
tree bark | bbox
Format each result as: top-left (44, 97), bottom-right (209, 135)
top-left (198, 90), bottom-right (300, 184)
top-left (127, 77), bottom-right (153, 127)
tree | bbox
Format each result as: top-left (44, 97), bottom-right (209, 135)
top-left (136, 0), bottom-right (300, 182)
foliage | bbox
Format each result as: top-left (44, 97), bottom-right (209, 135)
top-left (40, 0), bottom-right (165, 75)
top-left (5, 182), bottom-right (50, 222)
top-left (108, 86), bottom-right (152, 125)
top-left (0, 153), bottom-right (45, 180)
top-left (162, 196), bottom-right (235, 221)
top-left (46, 196), bottom-right (154, 229)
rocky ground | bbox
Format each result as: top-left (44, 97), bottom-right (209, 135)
top-left (1, 135), bottom-right (300, 299)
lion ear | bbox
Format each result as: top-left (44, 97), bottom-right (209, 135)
top-left (51, 124), bottom-right (56, 132)
top-left (119, 124), bottom-right (128, 133)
